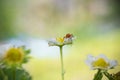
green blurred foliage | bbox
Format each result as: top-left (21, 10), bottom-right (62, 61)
top-left (0, 0), bottom-right (18, 40)
top-left (0, 66), bottom-right (32, 80)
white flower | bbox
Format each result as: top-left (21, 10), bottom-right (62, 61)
top-left (86, 54), bottom-right (118, 70)
top-left (48, 33), bottom-right (74, 46)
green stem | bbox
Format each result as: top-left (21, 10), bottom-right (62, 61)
top-left (0, 67), bottom-right (8, 80)
top-left (59, 46), bottom-right (65, 80)
top-left (13, 67), bottom-right (16, 80)
top-left (93, 69), bottom-right (102, 80)
top-left (103, 71), bottom-right (115, 80)
top-left (0, 68), bottom-right (4, 76)
top-left (0, 68), bottom-right (4, 80)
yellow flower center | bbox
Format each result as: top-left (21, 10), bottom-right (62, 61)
top-left (56, 37), bottom-right (64, 43)
top-left (4, 47), bottom-right (24, 64)
top-left (92, 58), bottom-right (110, 68)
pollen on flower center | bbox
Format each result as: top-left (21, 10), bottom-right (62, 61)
top-left (92, 58), bottom-right (110, 68)
top-left (56, 37), bottom-right (64, 43)
top-left (4, 48), bottom-right (24, 63)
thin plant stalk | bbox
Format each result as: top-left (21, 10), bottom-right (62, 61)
top-left (59, 46), bottom-right (65, 80)
top-left (12, 66), bottom-right (16, 80)
top-left (93, 69), bottom-right (103, 80)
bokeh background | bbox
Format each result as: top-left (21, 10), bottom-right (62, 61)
top-left (0, 0), bottom-right (120, 80)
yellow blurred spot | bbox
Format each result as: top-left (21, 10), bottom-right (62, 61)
top-left (4, 47), bottom-right (24, 64)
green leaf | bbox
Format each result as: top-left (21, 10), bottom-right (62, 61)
top-left (103, 71), bottom-right (115, 80)
top-left (25, 49), bottom-right (31, 54)
top-left (112, 71), bottom-right (120, 80)
top-left (0, 66), bottom-right (32, 80)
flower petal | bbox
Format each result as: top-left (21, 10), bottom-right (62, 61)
top-left (109, 60), bottom-right (118, 69)
top-left (86, 54), bottom-right (96, 69)
top-left (48, 39), bottom-right (58, 46)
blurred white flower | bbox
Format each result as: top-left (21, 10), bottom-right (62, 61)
top-left (4, 47), bottom-right (25, 64)
top-left (48, 33), bottom-right (74, 46)
top-left (86, 54), bottom-right (118, 70)
top-left (0, 40), bottom-right (28, 62)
